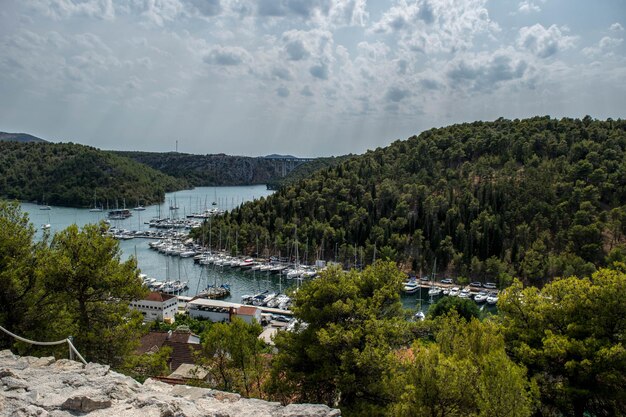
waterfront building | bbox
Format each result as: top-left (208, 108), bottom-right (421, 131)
top-left (130, 292), bottom-right (178, 322)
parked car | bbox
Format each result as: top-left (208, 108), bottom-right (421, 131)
top-left (420, 276), bottom-right (430, 282)
top-left (469, 282), bottom-right (482, 287)
top-left (483, 282), bottom-right (497, 289)
top-left (440, 278), bottom-right (453, 284)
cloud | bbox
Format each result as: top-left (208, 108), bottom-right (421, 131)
top-left (253, 0), bottom-right (367, 28)
top-left (276, 86), bottom-right (290, 97)
top-left (281, 29), bottom-right (334, 63)
top-left (27, 0), bottom-right (116, 20)
top-left (583, 36), bottom-right (624, 56)
top-left (203, 45), bottom-right (252, 65)
top-left (300, 85), bottom-right (313, 96)
top-left (370, 0), bottom-right (498, 54)
top-left (385, 86), bottom-right (410, 102)
top-left (271, 66), bottom-right (293, 80)
top-left (446, 48), bottom-right (531, 92)
top-left (310, 62), bottom-right (329, 79)
top-left (610, 23), bottom-right (624, 32)
top-left (186, 0), bottom-right (222, 17)
top-left (517, 0), bottom-right (544, 13)
top-left (517, 24), bottom-right (576, 58)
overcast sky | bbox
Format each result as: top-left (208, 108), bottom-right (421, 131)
top-left (0, 0), bottom-right (624, 157)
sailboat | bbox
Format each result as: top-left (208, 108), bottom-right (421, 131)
top-left (89, 191), bottom-right (102, 212)
top-left (134, 199), bottom-right (146, 211)
top-left (41, 212), bottom-right (51, 230)
top-left (39, 194), bottom-right (51, 210)
top-left (169, 194), bottom-right (179, 210)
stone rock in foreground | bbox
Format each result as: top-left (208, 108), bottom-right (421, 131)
top-left (0, 350), bottom-right (341, 417)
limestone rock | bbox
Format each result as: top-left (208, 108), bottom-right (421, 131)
top-left (0, 350), bottom-right (341, 417)
top-left (61, 395), bottom-right (112, 412)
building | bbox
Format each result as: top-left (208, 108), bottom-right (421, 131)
top-left (129, 292), bottom-right (178, 322)
top-left (187, 298), bottom-right (262, 324)
top-left (137, 328), bottom-right (201, 374)
top-left (235, 305), bottom-right (262, 324)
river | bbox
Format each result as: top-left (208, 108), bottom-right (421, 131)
top-left (19, 184), bottom-right (491, 316)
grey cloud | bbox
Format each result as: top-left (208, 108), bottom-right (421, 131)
top-left (417, 0), bottom-right (434, 24)
top-left (517, 24), bottom-right (575, 58)
top-left (285, 40), bottom-right (310, 61)
top-left (187, 0), bottom-right (221, 16)
top-left (271, 67), bottom-right (293, 80)
top-left (385, 86), bottom-right (410, 102)
top-left (310, 63), bottom-right (329, 79)
top-left (446, 50), bottom-right (529, 91)
top-left (276, 86), bottom-right (290, 97)
top-left (419, 78), bottom-right (441, 90)
top-left (203, 46), bottom-right (251, 66)
top-left (396, 59), bottom-right (408, 74)
top-left (300, 86), bottom-right (313, 96)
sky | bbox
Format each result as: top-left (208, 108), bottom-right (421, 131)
top-left (0, 0), bottom-right (624, 157)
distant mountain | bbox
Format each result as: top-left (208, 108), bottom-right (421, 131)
top-left (116, 151), bottom-right (324, 187)
top-left (0, 132), bottom-right (48, 143)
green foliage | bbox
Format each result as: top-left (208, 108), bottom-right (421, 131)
top-left (499, 270), bottom-right (626, 416)
top-left (120, 346), bottom-right (172, 382)
top-left (150, 314), bottom-right (213, 336)
top-left (195, 117), bottom-right (626, 286)
top-left (427, 296), bottom-right (481, 321)
top-left (199, 318), bottom-right (267, 398)
top-left (39, 223), bottom-right (148, 365)
top-left (389, 314), bottom-right (536, 417)
top-left (267, 261), bottom-right (412, 415)
top-left (0, 142), bottom-right (186, 207)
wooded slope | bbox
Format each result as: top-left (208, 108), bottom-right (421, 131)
top-left (197, 116), bottom-right (626, 286)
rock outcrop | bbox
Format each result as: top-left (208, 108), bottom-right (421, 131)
top-left (0, 350), bottom-right (341, 417)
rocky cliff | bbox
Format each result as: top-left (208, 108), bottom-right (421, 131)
top-left (0, 350), bottom-right (340, 417)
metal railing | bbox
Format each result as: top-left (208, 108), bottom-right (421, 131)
top-left (0, 324), bottom-right (87, 365)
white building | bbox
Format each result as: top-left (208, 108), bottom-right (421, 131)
top-left (187, 299), bottom-right (261, 324)
top-left (187, 298), bottom-right (237, 322)
top-left (130, 292), bottom-right (178, 322)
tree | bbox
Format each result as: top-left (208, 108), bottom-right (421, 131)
top-left (42, 223), bottom-right (147, 365)
top-left (268, 261), bottom-right (410, 416)
top-left (427, 296), bottom-right (480, 321)
top-left (499, 271), bottom-right (626, 417)
top-left (388, 313), bottom-right (536, 417)
top-left (0, 201), bottom-right (45, 349)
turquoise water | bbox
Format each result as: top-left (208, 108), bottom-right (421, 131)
top-left (19, 185), bottom-right (495, 315)
top-left (20, 185), bottom-right (293, 302)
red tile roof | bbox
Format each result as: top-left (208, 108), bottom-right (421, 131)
top-left (144, 292), bottom-right (176, 302)
top-left (237, 306), bottom-right (258, 316)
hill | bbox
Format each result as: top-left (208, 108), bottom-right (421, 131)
top-left (0, 142), bottom-right (187, 208)
top-left (116, 151), bottom-right (324, 187)
top-left (194, 116), bottom-right (626, 287)
top-left (0, 131), bottom-right (48, 143)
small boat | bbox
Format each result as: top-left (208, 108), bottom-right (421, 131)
top-left (428, 286), bottom-right (442, 296)
top-left (459, 288), bottom-right (471, 299)
top-left (403, 278), bottom-right (420, 294)
top-left (41, 223), bottom-right (50, 230)
top-left (134, 206), bottom-right (146, 211)
top-left (39, 205), bottom-right (51, 210)
top-left (414, 311), bottom-right (426, 321)
top-left (474, 291), bottom-right (489, 303)
top-left (449, 287), bottom-right (460, 297)
top-left (486, 292), bottom-right (499, 305)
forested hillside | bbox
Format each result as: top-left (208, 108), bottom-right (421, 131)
top-left (116, 151), bottom-right (317, 187)
top-left (266, 155), bottom-right (352, 189)
top-left (0, 142), bottom-right (187, 207)
top-left (196, 116), bottom-right (626, 286)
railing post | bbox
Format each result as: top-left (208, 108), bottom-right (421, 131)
top-left (68, 336), bottom-right (74, 361)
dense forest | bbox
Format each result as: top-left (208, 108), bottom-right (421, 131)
top-left (0, 142), bottom-right (187, 208)
top-left (194, 116), bottom-right (626, 286)
top-left (116, 151), bottom-right (325, 187)
top-left (266, 155), bottom-right (352, 189)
